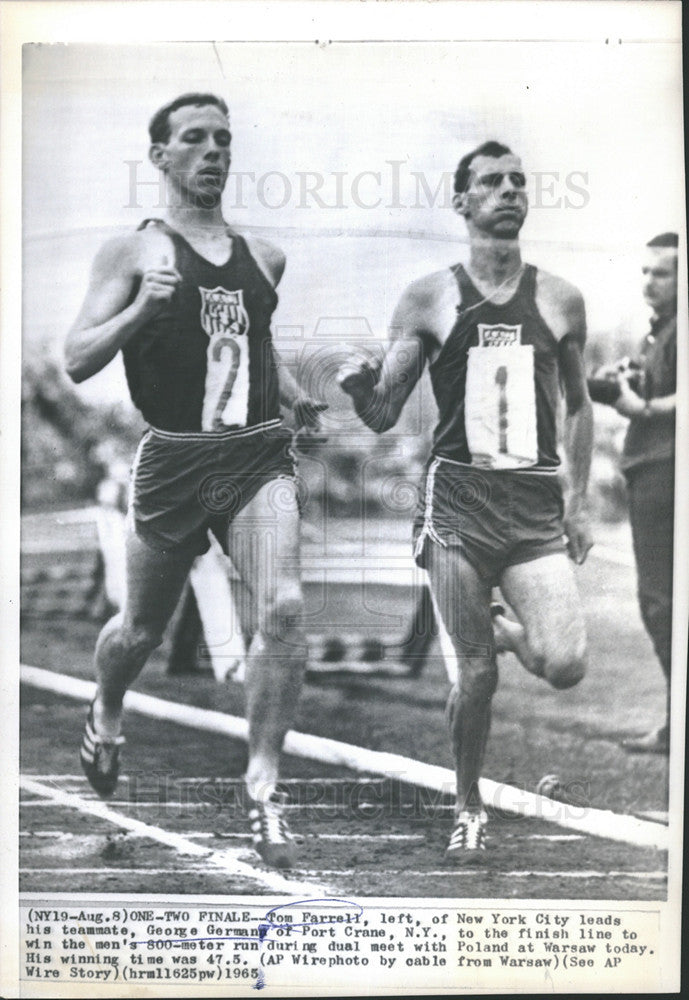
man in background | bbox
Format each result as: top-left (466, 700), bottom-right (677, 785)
top-left (609, 233), bottom-right (678, 754)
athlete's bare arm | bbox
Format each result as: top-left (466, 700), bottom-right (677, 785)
top-left (338, 272), bottom-right (450, 432)
top-left (275, 352), bottom-right (328, 430)
top-left (65, 231), bottom-right (181, 383)
top-left (537, 271), bottom-right (594, 564)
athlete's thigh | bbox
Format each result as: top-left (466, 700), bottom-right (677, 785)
top-left (123, 517), bottom-right (198, 633)
top-left (225, 477), bottom-right (302, 604)
top-left (499, 552), bottom-right (585, 655)
top-left (425, 543), bottom-right (493, 657)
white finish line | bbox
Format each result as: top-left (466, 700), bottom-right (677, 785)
top-left (21, 663), bottom-right (669, 852)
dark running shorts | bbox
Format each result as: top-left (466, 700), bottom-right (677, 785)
top-left (412, 456), bottom-right (566, 584)
top-left (131, 418), bottom-right (298, 555)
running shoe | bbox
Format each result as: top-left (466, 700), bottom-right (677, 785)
top-left (248, 791), bottom-right (298, 869)
top-left (79, 702), bottom-right (125, 798)
top-left (445, 809), bottom-right (488, 862)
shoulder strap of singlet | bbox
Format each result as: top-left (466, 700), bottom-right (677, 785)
top-left (137, 218), bottom-right (168, 233)
top-left (136, 217), bottom-right (182, 249)
top-left (226, 228), bottom-right (249, 262)
top-left (236, 232), bottom-right (279, 295)
top-left (133, 218), bottom-right (180, 271)
top-left (450, 263), bottom-right (481, 308)
top-left (521, 263), bottom-right (538, 299)
top-left (137, 218), bottom-right (247, 256)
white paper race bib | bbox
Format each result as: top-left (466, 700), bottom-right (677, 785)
top-left (199, 286), bottom-right (251, 430)
top-left (465, 327), bottom-right (538, 468)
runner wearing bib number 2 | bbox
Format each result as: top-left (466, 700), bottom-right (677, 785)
top-left (339, 141), bottom-right (593, 862)
top-left (65, 94), bottom-right (325, 868)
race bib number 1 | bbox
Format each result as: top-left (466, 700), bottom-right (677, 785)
top-left (465, 331), bottom-right (538, 468)
top-left (199, 286), bottom-right (251, 431)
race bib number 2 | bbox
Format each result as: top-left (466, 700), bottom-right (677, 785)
top-left (199, 286), bottom-right (251, 431)
top-left (465, 324), bottom-right (538, 469)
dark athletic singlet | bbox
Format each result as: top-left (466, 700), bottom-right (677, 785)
top-left (122, 220), bottom-right (282, 433)
top-left (429, 264), bottom-right (560, 470)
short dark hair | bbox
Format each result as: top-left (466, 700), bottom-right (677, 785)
top-left (453, 141), bottom-right (513, 195)
top-left (149, 93), bottom-right (229, 144)
top-left (646, 232), bottom-right (678, 249)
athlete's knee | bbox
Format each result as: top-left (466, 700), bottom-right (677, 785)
top-left (524, 617), bottom-right (587, 689)
top-left (539, 641), bottom-right (587, 689)
top-left (547, 658), bottom-right (586, 689)
top-left (115, 618), bottom-right (166, 659)
top-left (459, 656), bottom-right (499, 699)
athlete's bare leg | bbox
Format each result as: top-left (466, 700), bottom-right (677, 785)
top-left (497, 552), bottom-right (587, 688)
top-left (93, 519), bottom-right (197, 738)
top-left (229, 574), bottom-right (258, 654)
top-left (425, 545), bottom-right (497, 813)
top-left (226, 478), bottom-right (306, 803)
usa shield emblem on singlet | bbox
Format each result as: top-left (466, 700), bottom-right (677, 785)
top-left (199, 286), bottom-right (250, 339)
top-left (477, 323), bottom-right (522, 347)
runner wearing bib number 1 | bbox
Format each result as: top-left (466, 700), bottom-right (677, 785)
top-left (65, 94), bottom-right (326, 868)
top-left (339, 141), bottom-right (593, 862)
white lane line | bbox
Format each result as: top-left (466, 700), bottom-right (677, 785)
top-left (19, 830), bottom-right (583, 843)
top-left (19, 867), bottom-right (240, 876)
top-left (305, 870), bottom-right (667, 881)
top-left (20, 830), bottom-right (424, 843)
top-left (20, 801), bottom-right (415, 811)
top-left (200, 832), bottom-right (427, 843)
top-left (21, 664), bottom-right (669, 851)
top-left (28, 775), bottom-right (389, 785)
top-left (634, 811), bottom-right (669, 825)
top-left (19, 830), bottom-right (586, 846)
top-left (19, 777), bottom-right (330, 897)
top-left (504, 834), bottom-right (584, 841)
